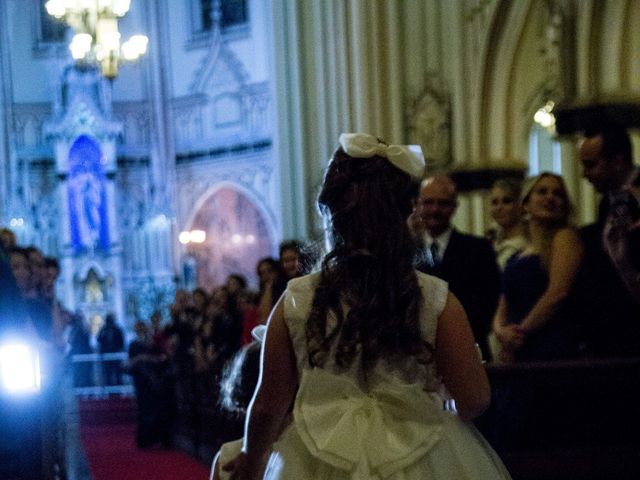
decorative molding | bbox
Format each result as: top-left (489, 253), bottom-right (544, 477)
top-left (171, 93), bottom-right (209, 110)
top-left (175, 138), bottom-right (271, 164)
top-left (74, 260), bottom-right (109, 282)
top-left (44, 66), bottom-right (122, 143)
top-left (113, 101), bottom-right (152, 147)
top-left (13, 103), bottom-right (51, 149)
top-left (172, 88), bottom-right (271, 151)
top-left (189, 38), bottom-right (249, 94)
top-left (45, 99), bottom-right (122, 142)
top-left (407, 76), bottom-right (452, 169)
top-left (13, 99), bottom-right (154, 152)
top-left (176, 155), bottom-right (276, 234)
top-left (213, 92), bottom-right (242, 127)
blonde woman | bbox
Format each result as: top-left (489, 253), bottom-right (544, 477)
top-left (487, 179), bottom-right (527, 271)
top-left (491, 172), bottom-right (583, 363)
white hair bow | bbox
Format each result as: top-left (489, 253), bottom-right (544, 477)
top-left (339, 133), bottom-right (425, 181)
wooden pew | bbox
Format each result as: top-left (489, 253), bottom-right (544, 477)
top-left (481, 358), bottom-right (640, 480)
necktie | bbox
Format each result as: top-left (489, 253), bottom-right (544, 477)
top-left (429, 242), bottom-right (440, 268)
top-left (604, 191), bottom-right (640, 301)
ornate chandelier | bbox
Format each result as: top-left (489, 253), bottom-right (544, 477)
top-left (45, 0), bottom-right (148, 79)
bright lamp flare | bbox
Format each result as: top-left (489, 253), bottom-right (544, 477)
top-left (0, 344), bottom-right (41, 394)
top-left (190, 230), bottom-right (206, 243)
top-left (111, 0), bottom-right (132, 17)
top-left (533, 101), bottom-right (556, 129)
top-left (122, 35), bottom-right (148, 61)
top-left (45, 0), bottom-right (66, 17)
top-left (179, 231), bottom-right (191, 245)
top-left (69, 33), bottom-right (93, 59)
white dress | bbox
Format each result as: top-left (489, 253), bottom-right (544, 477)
top-left (263, 271), bottom-right (511, 480)
top-left (214, 439), bottom-right (243, 480)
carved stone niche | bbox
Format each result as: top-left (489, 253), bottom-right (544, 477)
top-left (407, 83), bottom-right (452, 169)
top-left (74, 263), bottom-right (112, 337)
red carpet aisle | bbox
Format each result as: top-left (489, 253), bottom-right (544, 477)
top-left (79, 398), bottom-right (210, 480)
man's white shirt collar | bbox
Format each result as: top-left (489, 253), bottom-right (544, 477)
top-left (423, 227), bottom-right (453, 260)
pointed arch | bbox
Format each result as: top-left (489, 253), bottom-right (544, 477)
top-left (184, 182), bottom-right (277, 288)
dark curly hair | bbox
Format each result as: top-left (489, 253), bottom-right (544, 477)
top-left (306, 144), bottom-right (432, 372)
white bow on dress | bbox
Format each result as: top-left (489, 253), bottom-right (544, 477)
top-left (293, 368), bottom-right (444, 479)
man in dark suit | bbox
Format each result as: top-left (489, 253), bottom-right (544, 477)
top-left (412, 174), bottom-right (500, 359)
top-left (576, 121), bottom-right (640, 356)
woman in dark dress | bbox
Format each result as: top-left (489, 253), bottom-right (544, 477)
top-left (491, 172), bottom-right (583, 362)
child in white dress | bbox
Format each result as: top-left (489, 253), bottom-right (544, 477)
top-left (223, 133), bottom-right (511, 479)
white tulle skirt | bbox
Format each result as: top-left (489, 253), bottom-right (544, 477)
top-left (263, 369), bottom-right (512, 480)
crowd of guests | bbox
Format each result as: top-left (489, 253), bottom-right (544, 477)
top-left (411, 120), bottom-right (639, 364)
top-left (152, 239), bottom-right (308, 373)
top-left (1, 119), bottom-right (637, 460)
top-left (0, 226), bottom-right (130, 388)
top-left (120, 120), bottom-right (638, 462)
top-left (0, 227), bottom-right (67, 349)
top-left (124, 239), bottom-right (311, 448)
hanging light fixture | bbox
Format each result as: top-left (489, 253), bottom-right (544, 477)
top-left (45, 0), bottom-right (148, 79)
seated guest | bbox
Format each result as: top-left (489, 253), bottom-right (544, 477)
top-left (225, 273), bottom-right (247, 316)
top-left (226, 273), bottom-right (247, 297)
top-left (192, 287), bottom-right (209, 315)
top-left (238, 290), bottom-right (261, 346)
top-left (8, 247), bottom-right (31, 295)
top-left (255, 257), bottom-right (278, 317)
top-left (257, 240), bottom-right (305, 324)
top-left (412, 174), bottom-right (500, 359)
top-left (492, 172), bottom-right (583, 362)
top-left (487, 179), bottom-right (526, 270)
top-left (279, 239), bottom-right (305, 280)
top-left (256, 257), bottom-right (278, 293)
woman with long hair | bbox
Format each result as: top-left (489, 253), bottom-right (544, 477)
top-left (491, 172), bottom-right (583, 362)
top-left (224, 134), bottom-right (510, 479)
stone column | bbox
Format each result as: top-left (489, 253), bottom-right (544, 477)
top-left (270, 0), bottom-right (408, 239)
top-left (141, 0), bottom-right (177, 279)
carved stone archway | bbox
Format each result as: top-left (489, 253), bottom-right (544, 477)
top-left (188, 185), bottom-right (274, 289)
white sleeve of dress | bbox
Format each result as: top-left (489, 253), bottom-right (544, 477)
top-left (416, 272), bottom-right (449, 346)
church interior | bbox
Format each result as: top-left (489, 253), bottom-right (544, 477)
top-left (0, 1), bottom-right (639, 479)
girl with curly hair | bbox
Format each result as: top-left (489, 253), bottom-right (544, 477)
top-left (224, 134), bottom-right (510, 479)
